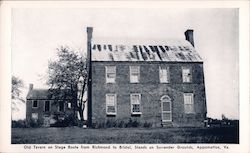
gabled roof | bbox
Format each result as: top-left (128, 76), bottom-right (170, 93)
top-left (91, 39), bottom-right (203, 62)
top-left (26, 89), bottom-right (72, 100)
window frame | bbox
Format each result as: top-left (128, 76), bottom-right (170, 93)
top-left (106, 94), bottom-right (117, 115)
top-left (130, 66), bottom-right (140, 83)
top-left (183, 93), bottom-right (195, 114)
top-left (105, 66), bottom-right (116, 83)
top-left (130, 93), bottom-right (142, 115)
top-left (44, 100), bottom-right (51, 112)
top-left (58, 101), bottom-right (65, 112)
top-left (159, 66), bottom-right (170, 83)
top-left (161, 95), bottom-right (172, 122)
top-left (182, 66), bottom-right (192, 83)
top-left (32, 100), bottom-right (38, 108)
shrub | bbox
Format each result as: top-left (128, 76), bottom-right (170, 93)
top-left (29, 119), bottom-right (43, 128)
top-left (143, 122), bottom-right (152, 128)
top-left (12, 120), bottom-right (27, 128)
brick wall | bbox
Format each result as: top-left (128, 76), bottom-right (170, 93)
top-left (91, 61), bottom-right (207, 127)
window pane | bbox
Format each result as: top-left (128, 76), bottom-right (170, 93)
top-left (68, 102), bottom-right (71, 108)
top-left (132, 104), bottom-right (140, 112)
top-left (130, 66), bottom-right (139, 83)
top-left (106, 95), bottom-right (115, 105)
top-left (106, 66), bottom-right (116, 83)
top-left (182, 67), bottom-right (191, 82)
top-left (131, 95), bottom-right (140, 104)
top-left (162, 112), bottom-right (171, 121)
top-left (185, 104), bottom-right (194, 113)
top-left (160, 67), bottom-right (169, 83)
top-left (162, 102), bottom-right (171, 111)
top-left (107, 106), bottom-right (115, 113)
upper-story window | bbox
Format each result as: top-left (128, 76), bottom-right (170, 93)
top-left (32, 100), bottom-right (38, 108)
top-left (183, 93), bottom-right (194, 114)
top-left (106, 66), bottom-right (116, 83)
top-left (130, 66), bottom-right (140, 83)
top-left (159, 66), bottom-right (170, 83)
top-left (106, 94), bottom-right (116, 115)
top-left (130, 94), bottom-right (141, 115)
top-left (182, 67), bottom-right (192, 83)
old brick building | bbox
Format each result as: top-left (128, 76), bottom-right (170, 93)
top-left (87, 27), bottom-right (207, 127)
top-left (26, 84), bottom-right (75, 127)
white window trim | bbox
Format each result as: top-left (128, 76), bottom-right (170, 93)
top-left (130, 66), bottom-right (140, 83)
top-left (182, 66), bottom-right (192, 83)
top-left (68, 102), bottom-right (71, 109)
top-left (106, 94), bottom-right (117, 115)
top-left (159, 66), bottom-right (170, 83)
top-left (161, 95), bottom-right (172, 122)
top-left (130, 93), bottom-right (142, 115)
top-left (32, 100), bottom-right (38, 108)
top-left (44, 100), bottom-right (51, 111)
top-left (105, 66), bottom-right (116, 83)
top-left (183, 93), bottom-right (195, 114)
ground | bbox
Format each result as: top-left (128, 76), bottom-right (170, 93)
top-left (11, 126), bottom-right (239, 144)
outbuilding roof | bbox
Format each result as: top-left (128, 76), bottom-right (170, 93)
top-left (26, 89), bottom-right (72, 100)
top-left (91, 38), bottom-right (203, 62)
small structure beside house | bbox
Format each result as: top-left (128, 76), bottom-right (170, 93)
top-left (26, 84), bottom-right (75, 127)
top-left (87, 27), bottom-right (207, 127)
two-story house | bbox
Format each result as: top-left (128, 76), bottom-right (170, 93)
top-left (87, 27), bottom-right (207, 127)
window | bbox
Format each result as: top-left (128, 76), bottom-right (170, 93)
top-left (130, 66), bottom-right (140, 83)
top-left (183, 93), bottom-right (194, 114)
top-left (68, 102), bottom-right (71, 109)
top-left (130, 94), bottom-right (141, 114)
top-left (106, 94), bottom-right (116, 115)
top-left (182, 67), bottom-right (192, 83)
top-left (161, 96), bottom-right (172, 121)
top-left (159, 66), bottom-right (170, 83)
top-left (59, 101), bottom-right (64, 111)
top-left (32, 100), bottom-right (38, 108)
top-left (31, 113), bottom-right (38, 121)
top-left (106, 66), bottom-right (116, 83)
top-left (44, 101), bottom-right (50, 111)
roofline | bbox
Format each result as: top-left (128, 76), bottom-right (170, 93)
top-left (91, 61), bottom-right (204, 64)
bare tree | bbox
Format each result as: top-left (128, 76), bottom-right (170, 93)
top-left (47, 46), bottom-right (87, 121)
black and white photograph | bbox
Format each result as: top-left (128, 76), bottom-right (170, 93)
top-left (0, 1), bottom-right (249, 152)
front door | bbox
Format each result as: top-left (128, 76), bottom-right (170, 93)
top-left (161, 95), bottom-right (172, 122)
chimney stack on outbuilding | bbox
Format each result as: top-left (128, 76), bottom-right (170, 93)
top-left (29, 83), bottom-right (33, 91)
top-left (184, 29), bottom-right (194, 47)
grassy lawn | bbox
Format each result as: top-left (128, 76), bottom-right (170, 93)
top-left (11, 126), bottom-right (239, 144)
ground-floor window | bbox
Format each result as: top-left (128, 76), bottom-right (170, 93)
top-left (130, 94), bottom-right (141, 115)
top-left (161, 95), bottom-right (172, 121)
top-left (106, 94), bottom-right (116, 115)
top-left (183, 93), bottom-right (194, 114)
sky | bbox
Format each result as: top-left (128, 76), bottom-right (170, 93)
top-left (11, 8), bottom-right (239, 120)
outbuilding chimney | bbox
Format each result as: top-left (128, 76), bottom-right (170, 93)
top-left (29, 83), bottom-right (33, 91)
top-left (184, 29), bottom-right (194, 47)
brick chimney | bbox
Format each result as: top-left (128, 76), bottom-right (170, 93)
top-left (29, 83), bottom-right (33, 91)
top-left (184, 29), bottom-right (194, 47)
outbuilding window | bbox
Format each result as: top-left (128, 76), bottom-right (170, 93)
top-left (44, 100), bottom-right (50, 111)
top-left (159, 66), bottom-right (170, 83)
top-left (131, 94), bottom-right (141, 115)
top-left (130, 66), bottom-right (140, 83)
top-left (106, 66), bottom-right (116, 83)
top-left (32, 100), bottom-right (38, 108)
top-left (182, 67), bottom-right (192, 83)
top-left (106, 94), bottom-right (116, 115)
top-left (59, 101), bottom-right (64, 111)
top-left (183, 93), bottom-right (194, 114)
